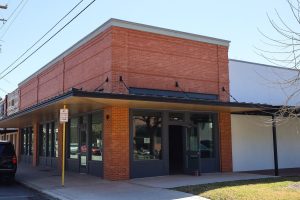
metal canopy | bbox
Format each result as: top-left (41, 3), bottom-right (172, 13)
top-left (0, 89), bottom-right (279, 128)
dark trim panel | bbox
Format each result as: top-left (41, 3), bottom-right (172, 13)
top-left (20, 155), bottom-right (32, 165)
top-left (131, 160), bottom-right (167, 178)
top-left (88, 161), bottom-right (103, 177)
top-left (129, 87), bottom-right (218, 100)
top-left (66, 158), bottom-right (80, 172)
top-left (272, 115), bottom-right (279, 176)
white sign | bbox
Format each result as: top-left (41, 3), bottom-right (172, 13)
top-left (60, 109), bottom-right (69, 123)
top-left (144, 138), bottom-right (150, 144)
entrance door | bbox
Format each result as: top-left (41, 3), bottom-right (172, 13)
top-left (184, 126), bottom-right (200, 174)
top-left (190, 113), bottom-right (219, 173)
top-left (196, 120), bottom-right (219, 172)
top-left (79, 116), bottom-right (88, 173)
top-left (169, 125), bottom-right (184, 174)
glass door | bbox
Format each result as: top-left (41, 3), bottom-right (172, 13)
top-left (190, 113), bottom-right (219, 173)
top-left (184, 126), bottom-right (200, 174)
top-left (79, 116), bottom-right (88, 173)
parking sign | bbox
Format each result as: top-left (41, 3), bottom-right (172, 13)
top-left (60, 108), bottom-right (69, 123)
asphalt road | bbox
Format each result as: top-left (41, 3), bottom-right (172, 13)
top-left (0, 180), bottom-right (56, 200)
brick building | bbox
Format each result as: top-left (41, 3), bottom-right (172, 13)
top-left (0, 19), bottom-right (278, 180)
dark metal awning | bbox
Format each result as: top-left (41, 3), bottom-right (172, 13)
top-left (0, 88), bottom-right (280, 128)
top-left (0, 129), bottom-right (18, 134)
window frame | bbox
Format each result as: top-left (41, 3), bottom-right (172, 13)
top-left (67, 111), bottom-right (104, 162)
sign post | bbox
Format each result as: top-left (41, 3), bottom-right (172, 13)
top-left (60, 105), bottom-right (68, 187)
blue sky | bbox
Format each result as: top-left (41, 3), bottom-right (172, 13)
top-left (0, 0), bottom-right (293, 96)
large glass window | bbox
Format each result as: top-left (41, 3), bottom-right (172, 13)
top-left (47, 123), bottom-right (52, 157)
top-left (21, 127), bottom-right (33, 156)
top-left (133, 113), bottom-right (162, 160)
top-left (38, 122), bottom-right (57, 158)
top-left (39, 124), bottom-right (47, 156)
top-left (69, 118), bottom-right (79, 159)
top-left (191, 113), bottom-right (215, 158)
top-left (91, 112), bottom-right (103, 161)
top-left (28, 127), bottom-right (33, 155)
top-left (53, 123), bottom-right (58, 158)
top-left (21, 129), bottom-right (27, 155)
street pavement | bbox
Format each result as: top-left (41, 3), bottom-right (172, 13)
top-left (0, 180), bottom-right (56, 200)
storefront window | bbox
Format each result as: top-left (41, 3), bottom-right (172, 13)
top-left (21, 127), bottom-right (33, 156)
top-left (91, 112), bottom-right (103, 161)
top-left (39, 124), bottom-right (47, 156)
top-left (191, 113), bottom-right (215, 158)
top-left (69, 118), bottom-right (79, 159)
top-left (21, 129), bottom-right (27, 155)
top-left (54, 123), bottom-right (58, 158)
top-left (133, 113), bottom-right (162, 160)
top-left (48, 123), bottom-right (52, 157)
top-left (28, 127), bottom-right (33, 155)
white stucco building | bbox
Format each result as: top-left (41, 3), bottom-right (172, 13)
top-left (229, 59), bottom-right (300, 173)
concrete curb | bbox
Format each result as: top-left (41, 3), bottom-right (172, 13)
top-left (16, 179), bottom-right (60, 200)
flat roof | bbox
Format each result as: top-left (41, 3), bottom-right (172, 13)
top-left (19, 18), bottom-right (230, 86)
top-left (229, 59), bottom-right (299, 72)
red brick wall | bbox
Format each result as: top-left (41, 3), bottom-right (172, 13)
top-left (219, 112), bottom-right (232, 172)
top-left (19, 28), bottom-right (113, 110)
top-left (111, 27), bottom-right (229, 100)
top-left (19, 26), bottom-right (229, 110)
top-left (103, 106), bottom-right (129, 180)
top-left (63, 28), bottom-right (113, 92)
top-left (19, 78), bottom-right (38, 110)
top-left (37, 61), bottom-right (64, 102)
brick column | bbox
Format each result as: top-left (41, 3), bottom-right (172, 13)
top-left (219, 112), bottom-right (232, 172)
top-left (32, 122), bottom-right (39, 167)
top-left (103, 106), bottom-right (129, 180)
top-left (217, 45), bottom-right (230, 102)
top-left (57, 123), bottom-right (64, 173)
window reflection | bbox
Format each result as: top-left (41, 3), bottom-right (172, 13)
top-left (133, 113), bottom-right (162, 160)
top-left (38, 125), bottom-right (46, 156)
top-left (69, 118), bottom-right (79, 159)
top-left (54, 123), bottom-right (58, 158)
top-left (91, 113), bottom-right (103, 161)
top-left (191, 114), bottom-right (215, 158)
top-left (28, 127), bottom-right (33, 155)
top-left (48, 123), bottom-right (52, 157)
top-left (21, 127), bottom-right (33, 156)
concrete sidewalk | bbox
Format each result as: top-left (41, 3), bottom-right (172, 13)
top-left (16, 164), bottom-right (273, 200)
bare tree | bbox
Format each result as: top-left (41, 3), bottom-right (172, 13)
top-left (257, 0), bottom-right (300, 123)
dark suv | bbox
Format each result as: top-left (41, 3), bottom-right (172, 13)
top-left (0, 141), bottom-right (17, 181)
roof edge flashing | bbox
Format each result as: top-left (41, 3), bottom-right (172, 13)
top-left (109, 18), bottom-right (230, 46)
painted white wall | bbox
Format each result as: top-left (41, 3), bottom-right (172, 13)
top-left (229, 60), bottom-right (300, 106)
top-left (277, 118), bottom-right (300, 169)
top-left (231, 114), bottom-right (274, 171)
